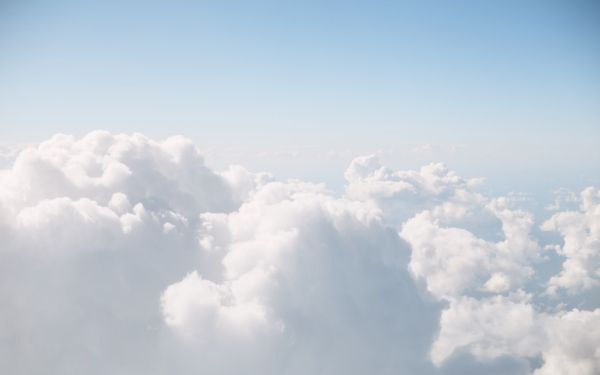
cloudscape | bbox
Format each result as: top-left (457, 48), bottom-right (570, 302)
top-left (1, 1), bottom-right (599, 374)
top-left (0, 131), bottom-right (598, 374)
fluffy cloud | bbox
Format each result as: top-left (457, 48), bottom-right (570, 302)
top-left (400, 195), bottom-right (541, 299)
top-left (344, 154), bottom-right (483, 225)
top-left (0, 131), bottom-right (261, 374)
top-left (344, 154), bottom-right (599, 373)
top-left (432, 295), bottom-right (600, 375)
top-left (534, 308), bottom-right (600, 375)
top-left (542, 187), bottom-right (600, 294)
top-left (161, 180), bottom-right (439, 374)
top-left (0, 133), bottom-right (598, 374)
top-left (0, 131), bottom-right (257, 218)
top-left (431, 293), bottom-right (543, 365)
top-left (346, 155), bottom-right (540, 299)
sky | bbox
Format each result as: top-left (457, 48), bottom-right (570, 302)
top-left (1, 0), bottom-right (599, 192)
top-left (1, 2), bottom-right (600, 374)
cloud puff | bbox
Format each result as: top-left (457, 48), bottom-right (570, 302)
top-left (0, 133), bottom-right (598, 374)
top-left (432, 294), bottom-right (600, 375)
top-left (401, 195), bottom-right (541, 299)
top-left (344, 154), bottom-right (599, 373)
top-left (542, 187), bottom-right (600, 294)
top-left (161, 179), bottom-right (439, 374)
top-left (431, 293), bottom-right (543, 365)
top-left (344, 154), bottom-right (483, 225)
top-left (0, 131), bottom-right (260, 219)
top-left (534, 308), bottom-right (600, 375)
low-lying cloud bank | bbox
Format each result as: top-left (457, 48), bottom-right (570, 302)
top-left (0, 131), bottom-right (598, 374)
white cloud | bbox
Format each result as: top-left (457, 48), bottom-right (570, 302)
top-left (432, 295), bottom-right (600, 375)
top-left (0, 131), bottom-right (247, 219)
top-left (534, 308), bottom-right (600, 375)
top-left (432, 292), bottom-right (600, 375)
top-left (344, 154), bottom-right (483, 225)
top-left (542, 187), bottom-right (600, 294)
top-left (160, 178), bottom-right (440, 373)
top-left (400, 186), bottom-right (540, 299)
top-left (0, 132), bottom-right (598, 374)
top-left (431, 293), bottom-right (543, 365)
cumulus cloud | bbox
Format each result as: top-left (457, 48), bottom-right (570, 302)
top-left (431, 293), bottom-right (543, 365)
top-left (432, 295), bottom-right (600, 375)
top-left (344, 154), bottom-right (599, 373)
top-left (400, 195), bottom-right (541, 299)
top-left (534, 308), bottom-right (600, 375)
top-left (0, 133), bottom-right (598, 374)
top-left (160, 179), bottom-right (439, 374)
top-left (344, 154), bottom-right (483, 225)
top-left (542, 187), bottom-right (600, 294)
top-left (0, 131), bottom-right (255, 218)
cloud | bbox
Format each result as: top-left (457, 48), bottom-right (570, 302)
top-left (432, 294), bottom-right (600, 375)
top-left (542, 187), bottom-right (600, 294)
top-left (0, 131), bottom-right (250, 218)
top-left (0, 132), bottom-right (598, 374)
top-left (161, 179), bottom-right (439, 374)
top-left (534, 308), bottom-right (600, 375)
top-left (431, 292), bottom-right (543, 365)
top-left (344, 154), bottom-right (483, 225)
top-left (401, 195), bottom-right (541, 299)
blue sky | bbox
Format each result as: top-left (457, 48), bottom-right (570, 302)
top-left (1, 0), bottom-right (599, 191)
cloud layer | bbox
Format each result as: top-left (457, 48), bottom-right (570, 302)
top-left (0, 131), bottom-right (598, 374)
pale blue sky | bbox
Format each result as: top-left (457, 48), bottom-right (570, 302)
top-left (1, 0), bottom-right (599, 192)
